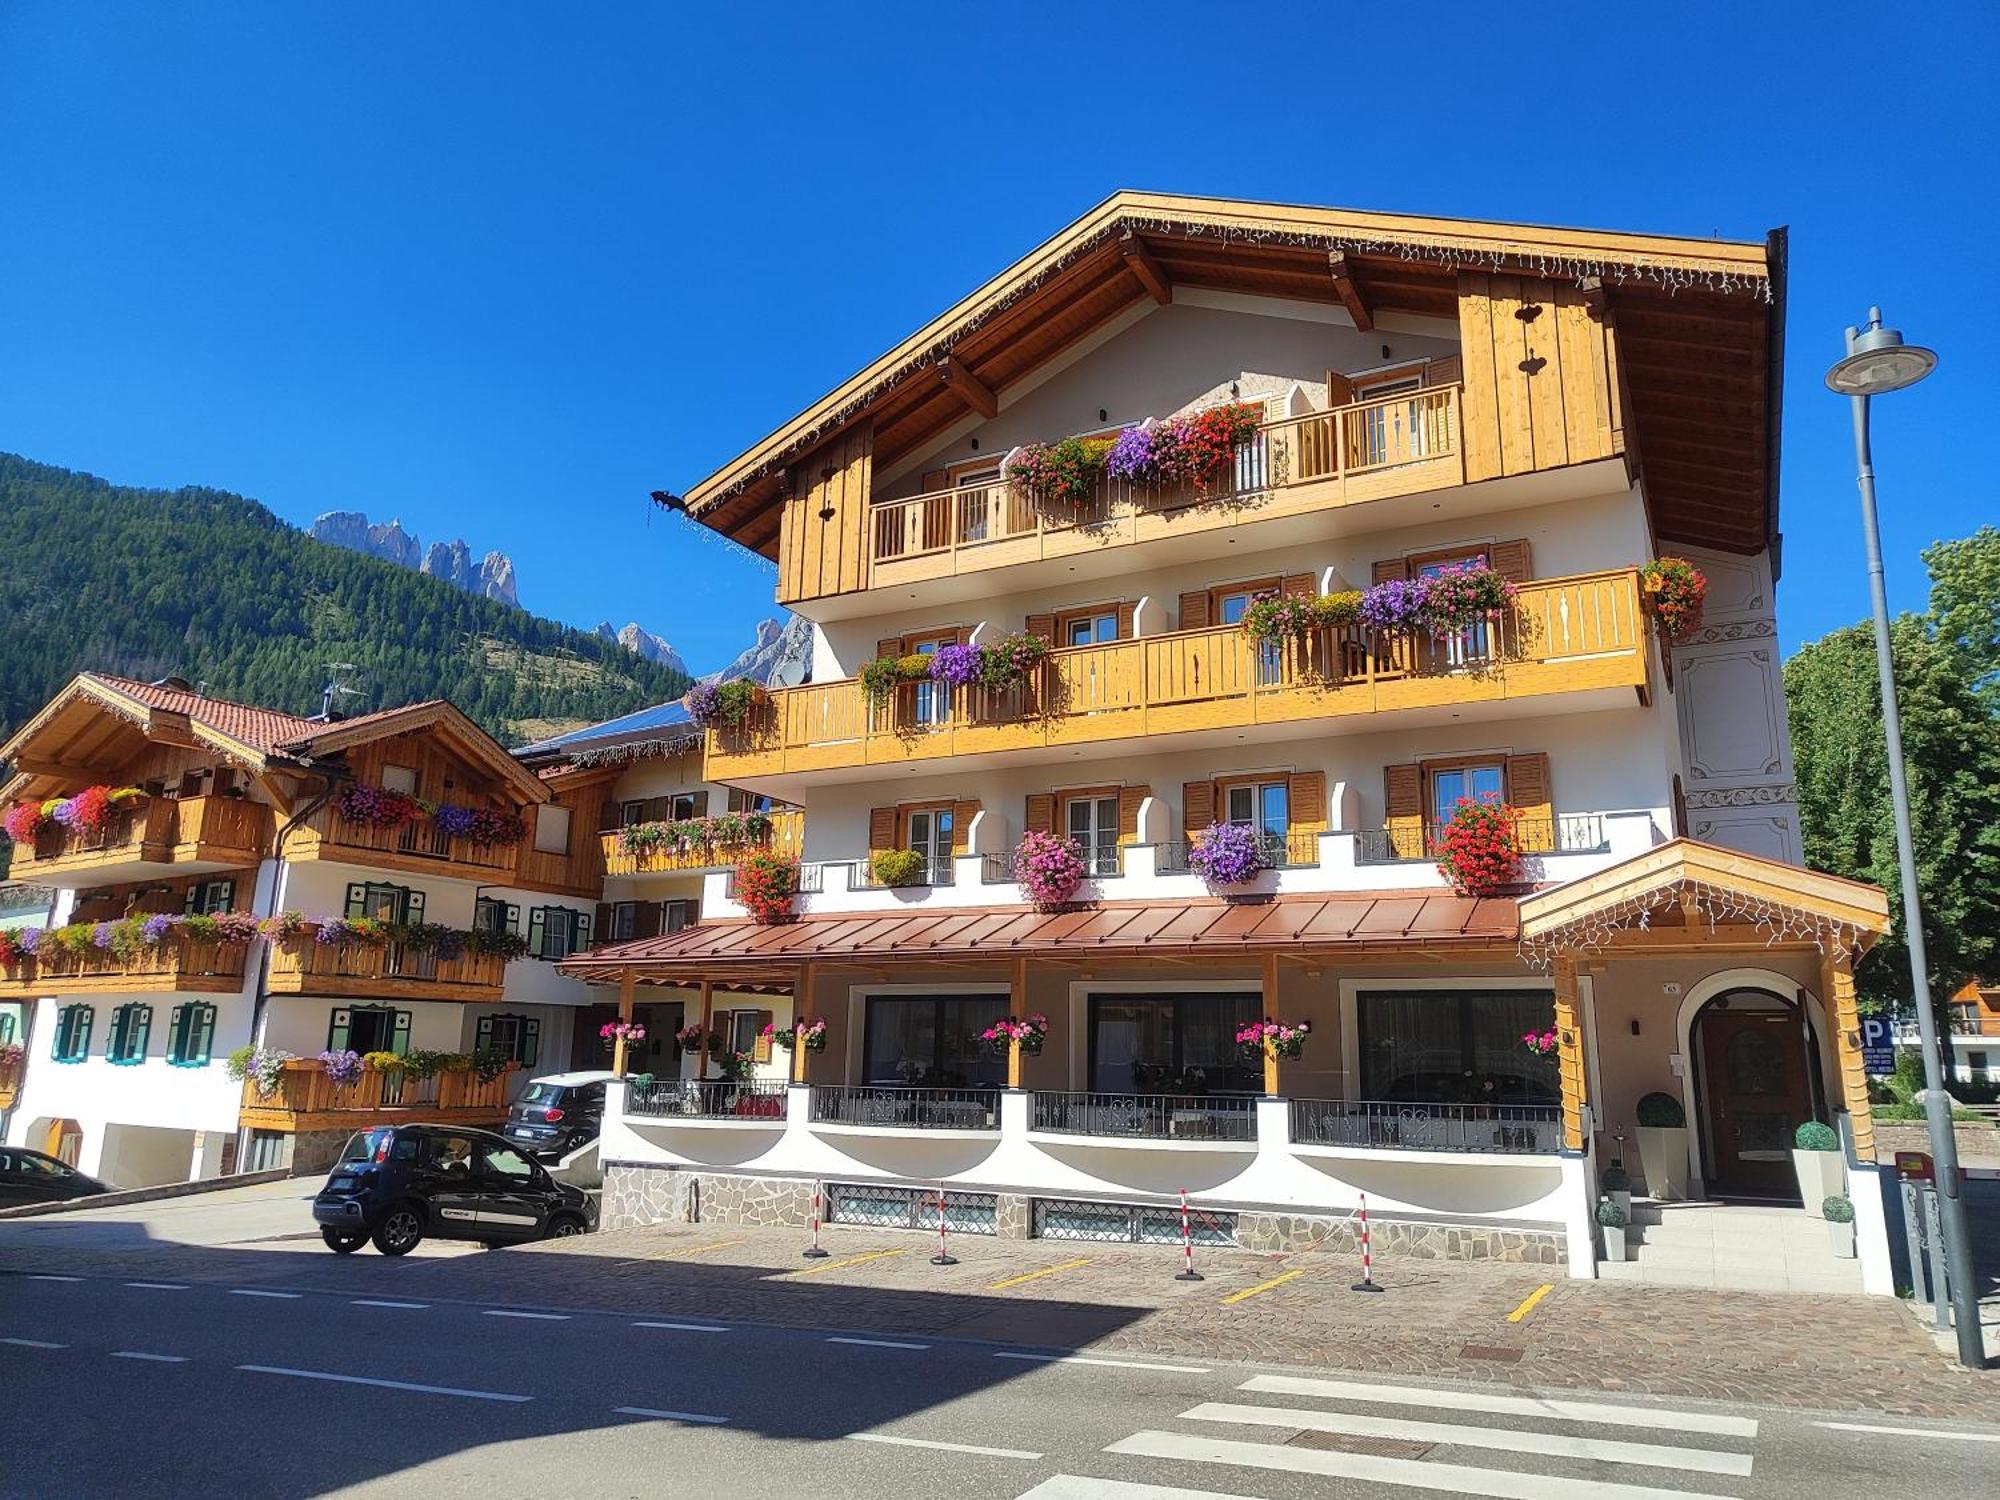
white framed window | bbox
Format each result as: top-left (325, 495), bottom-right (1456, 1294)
top-left (380, 764), bottom-right (419, 795)
top-left (1064, 793), bottom-right (1120, 876)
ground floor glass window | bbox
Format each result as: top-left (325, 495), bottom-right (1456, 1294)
top-left (862, 995), bottom-right (1007, 1087)
top-left (1355, 988), bottom-right (1558, 1105)
top-left (1089, 993), bottom-right (1260, 1095)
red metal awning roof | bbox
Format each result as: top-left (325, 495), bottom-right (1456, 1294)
top-left (559, 891), bottom-right (1519, 985)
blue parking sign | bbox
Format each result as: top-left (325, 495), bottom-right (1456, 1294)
top-left (1861, 1016), bottom-right (1895, 1074)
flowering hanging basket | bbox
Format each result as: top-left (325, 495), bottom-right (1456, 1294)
top-left (1014, 830), bottom-right (1087, 910)
top-left (686, 678), bottom-right (770, 730)
top-left (1640, 557), bottom-right (1708, 644)
top-left (1433, 798), bottom-right (1523, 896)
top-left (767, 1016), bottom-right (828, 1051)
top-left (334, 780), bottom-right (422, 829)
top-left (1522, 1029), bottom-right (1560, 1057)
top-left (736, 853), bottom-right (799, 924)
top-left (1187, 821), bottom-right (1266, 887)
top-left (1236, 1018), bottom-right (1311, 1063)
top-left (979, 1014), bottom-right (1050, 1057)
top-left (3, 802), bottom-right (45, 844)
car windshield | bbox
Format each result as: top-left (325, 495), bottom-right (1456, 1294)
top-left (339, 1129), bottom-right (394, 1163)
top-left (518, 1083), bottom-right (562, 1105)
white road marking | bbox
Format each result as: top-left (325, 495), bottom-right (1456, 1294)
top-left (0, 1337), bottom-right (65, 1349)
top-left (112, 1351), bottom-right (189, 1363)
top-left (1815, 1420), bottom-right (2000, 1443)
top-left (1182, 1400), bottom-right (1753, 1476)
top-left (1017, 1479), bottom-right (1263, 1500)
top-left (613, 1405), bottom-right (729, 1425)
top-left (26, 1274), bottom-right (82, 1282)
top-left (848, 1433), bottom-right (1041, 1460)
top-left (828, 1336), bottom-right (931, 1350)
top-left (480, 1309), bottom-right (569, 1320)
top-left (1239, 1373), bottom-right (1759, 1438)
top-left (633, 1321), bottom-right (729, 1333)
top-left (237, 1364), bottom-right (532, 1403)
top-left (1106, 1430), bottom-right (1717, 1500)
top-left (123, 1282), bottom-right (187, 1290)
top-left (995, 1352), bottom-right (1210, 1374)
top-left (227, 1289), bottom-right (301, 1299)
top-left (351, 1299), bottom-right (429, 1310)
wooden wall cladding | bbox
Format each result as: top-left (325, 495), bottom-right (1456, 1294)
top-left (776, 422), bottom-right (874, 604)
top-left (1457, 273), bottom-right (1623, 483)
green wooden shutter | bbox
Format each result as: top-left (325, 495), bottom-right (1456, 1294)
top-left (522, 1016), bottom-right (540, 1067)
top-left (505, 903), bottom-right (520, 932)
top-left (475, 1015), bottom-right (494, 1052)
top-left (129, 1005), bottom-right (153, 1061)
top-left (168, 1005), bottom-right (186, 1062)
top-left (345, 883), bottom-right (367, 918)
top-left (575, 911), bottom-right (592, 952)
top-left (73, 1006), bottom-right (94, 1061)
top-left (528, 908), bottom-right (546, 958)
top-left (191, 1004), bottom-right (215, 1064)
top-left (185, 885), bottom-right (199, 914)
top-left (105, 1007), bottom-right (126, 1061)
top-left (391, 1010), bottom-right (412, 1056)
top-left (327, 1008), bottom-right (351, 1051)
top-left (406, 889), bottom-right (425, 923)
top-left (214, 879), bottom-right (235, 913)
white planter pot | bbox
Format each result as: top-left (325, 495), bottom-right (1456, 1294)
top-left (1827, 1219), bottom-right (1856, 1259)
top-left (1600, 1226), bottom-right (1629, 1262)
top-left (1792, 1148), bottom-right (1844, 1211)
top-left (1635, 1126), bottom-right (1689, 1201)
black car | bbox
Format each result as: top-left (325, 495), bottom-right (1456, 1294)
top-left (312, 1124), bottom-right (594, 1255)
top-left (501, 1071), bottom-right (614, 1161)
top-left (0, 1148), bottom-right (110, 1207)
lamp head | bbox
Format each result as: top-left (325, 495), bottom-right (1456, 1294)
top-left (1826, 307), bottom-right (1936, 395)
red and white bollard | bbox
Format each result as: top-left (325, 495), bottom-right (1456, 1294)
top-left (1350, 1190), bottom-right (1383, 1293)
top-left (1174, 1186), bottom-right (1204, 1282)
top-left (802, 1179), bottom-right (828, 1259)
top-left (930, 1183), bottom-right (957, 1266)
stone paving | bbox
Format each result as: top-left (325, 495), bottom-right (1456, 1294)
top-left (6, 1212), bottom-right (1995, 1419)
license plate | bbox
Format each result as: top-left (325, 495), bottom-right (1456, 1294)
top-left (328, 1176), bottom-right (356, 1191)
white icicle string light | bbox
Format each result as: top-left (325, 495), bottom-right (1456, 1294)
top-left (1519, 876), bottom-right (1866, 971)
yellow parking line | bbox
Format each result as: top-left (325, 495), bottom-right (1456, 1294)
top-left (1221, 1268), bottom-right (1305, 1305)
top-left (671, 1239), bottom-right (747, 1258)
top-left (781, 1247), bottom-right (908, 1278)
top-left (1506, 1283), bottom-right (1555, 1323)
top-left (988, 1257), bottom-right (1093, 1290)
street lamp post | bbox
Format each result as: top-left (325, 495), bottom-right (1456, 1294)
top-left (1825, 308), bottom-right (1984, 1368)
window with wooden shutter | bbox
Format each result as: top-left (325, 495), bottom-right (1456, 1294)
top-left (1506, 751), bottom-right (1555, 852)
top-left (629, 901), bottom-right (664, 941)
top-left (752, 1010), bottom-right (775, 1063)
top-left (1182, 779), bottom-right (1216, 838)
top-left (1116, 601), bottom-right (1137, 640)
top-left (951, 799), bottom-right (980, 854)
top-left (391, 1010), bottom-right (412, 1057)
top-left (1372, 557), bottom-right (1410, 584)
top-left (1489, 538), bottom-right (1532, 582)
top-left (1384, 763), bottom-right (1424, 858)
top-left (1024, 613), bottom-right (1056, 645)
top-left (593, 903), bottom-right (612, 941)
top-left (1280, 573), bottom-right (1316, 598)
top-left (1289, 771), bottom-right (1328, 841)
top-left (876, 636), bottom-right (904, 660)
top-left (1024, 793), bottom-right (1054, 835)
top-left (476, 1015), bottom-right (494, 1053)
top-left (1117, 785), bottom-right (1148, 846)
top-left (867, 805), bottom-right (897, 857)
top-left (327, 1008), bottom-right (351, 1052)
top-left (1177, 590), bottom-right (1211, 632)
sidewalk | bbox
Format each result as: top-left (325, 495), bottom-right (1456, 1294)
top-left (5, 1208), bottom-right (1992, 1419)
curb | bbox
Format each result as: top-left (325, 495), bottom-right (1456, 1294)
top-left (0, 1168), bottom-right (294, 1220)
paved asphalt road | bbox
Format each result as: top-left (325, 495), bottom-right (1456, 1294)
top-left (6, 1263), bottom-right (1999, 1500)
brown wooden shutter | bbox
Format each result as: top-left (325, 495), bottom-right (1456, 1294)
top-left (951, 799), bottom-right (980, 854)
top-left (876, 636), bottom-right (904, 660)
top-left (1489, 538), bottom-right (1532, 582)
top-left (752, 1010), bottom-right (775, 1063)
top-left (1024, 793), bottom-right (1054, 836)
top-left (1115, 601), bottom-right (1136, 640)
top-left (1025, 613), bottom-right (1056, 645)
top-left (868, 805), bottom-right (897, 856)
top-left (630, 902), bottom-right (663, 941)
top-left (1117, 784), bottom-right (1148, 845)
top-left (690, 789), bottom-right (709, 817)
top-left (1182, 779), bottom-right (1216, 837)
top-left (1325, 370), bottom-right (1355, 405)
top-left (1384, 763), bottom-right (1424, 859)
top-left (594, 903), bottom-right (613, 939)
top-left (1372, 557), bottom-right (1410, 584)
top-left (920, 469), bottom-right (947, 495)
top-left (1280, 573), bottom-right (1316, 599)
top-left (1177, 590), bottom-right (1211, 632)
top-left (1507, 751), bottom-right (1554, 852)
top-left (1289, 771), bottom-right (1328, 838)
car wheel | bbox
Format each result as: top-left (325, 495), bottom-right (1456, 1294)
top-left (321, 1228), bottom-right (367, 1255)
top-left (544, 1213), bottom-right (587, 1240)
top-left (371, 1205), bottom-right (425, 1256)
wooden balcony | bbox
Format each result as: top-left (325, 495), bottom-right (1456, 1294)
top-left (266, 938), bottom-right (508, 1002)
top-left (0, 935), bottom-right (250, 997)
top-left (8, 794), bottom-right (271, 887)
top-left (708, 569), bottom-right (1649, 783)
top-left (237, 1058), bottom-right (519, 1135)
top-left (602, 809), bottom-right (806, 876)
top-left (290, 808), bottom-right (522, 883)
top-left (867, 386), bottom-right (1466, 591)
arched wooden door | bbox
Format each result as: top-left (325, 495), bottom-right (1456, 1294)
top-left (1694, 991), bottom-right (1817, 1200)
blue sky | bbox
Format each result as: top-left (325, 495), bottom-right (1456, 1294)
top-left (2, 4), bottom-right (1993, 671)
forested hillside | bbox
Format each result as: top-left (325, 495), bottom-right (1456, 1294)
top-left (0, 454), bottom-right (690, 745)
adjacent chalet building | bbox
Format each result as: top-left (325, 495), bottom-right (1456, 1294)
top-left (0, 674), bottom-right (611, 1178)
top-left (567, 193), bottom-right (1895, 1290)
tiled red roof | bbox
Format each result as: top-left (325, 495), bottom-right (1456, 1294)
top-left (561, 892), bottom-right (1519, 982)
top-left (85, 674), bottom-right (446, 757)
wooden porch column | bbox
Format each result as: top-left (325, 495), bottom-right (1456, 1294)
top-left (695, 978), bottom-right (714, 1081)
top-left (1823, 948), bottom-right (1875, 1160)
top-left (1008, 956), bottom-right (1027, 1090)
top-left (1261, 952), bottom-right (1281, 1097)
top-left (793, 962), bottom-right (814, 1084)
top-left (612, 967), bottom-right (635, 1077)
top-left (1553, 955), bottom-right (1588, 1151)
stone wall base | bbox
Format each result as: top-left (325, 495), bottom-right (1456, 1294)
top-left (602, 1162), bottom-right (1563, 1262)
top-left (1872, 1122), bottom-right (2000, 1169)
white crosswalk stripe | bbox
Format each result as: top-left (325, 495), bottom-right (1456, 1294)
top-left (1014, 1370), bottom-right (1760, 1500)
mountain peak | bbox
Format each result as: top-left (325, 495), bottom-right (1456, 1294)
top-left (311, 510), bottom-right (518, 606)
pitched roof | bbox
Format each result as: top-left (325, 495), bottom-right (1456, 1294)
top-left (513, 699), bottom-right (696, 760)
top-left (560, 890), bottom-right (1518, 984)
top-left (81, 673), bottom-right (324, 755)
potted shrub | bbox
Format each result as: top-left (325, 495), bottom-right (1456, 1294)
top-left (869, 848), bottom-right (929, 888)
top-left (1596, 1196), bottom-right (1630, 1262)
top-left (1601, 1161), bottom-right (1632, 1218)
top-left (1793, 1119), bottom-right (1845, 1209)
top-left (1822, 1193), bottom-right (1856, 1258)
top-left (1634, 1091), bottom-right (1689, 1201)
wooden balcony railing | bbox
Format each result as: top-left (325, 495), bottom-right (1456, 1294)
top-left (0, 935), bottom-right (250, 996)
top-left (709, 568), bottom-right (1647, 779)
top-left (265, 938), bottom-right (508, 1000)
top-left (297, 808), bottom-right (520, 878)
top-left (602, 809), bottom-right (805, 876)
top-left (237, 1058), bottom-right (519, 1134)
top-left (12, 794), bottom-right (271, 882)
top-left (867, 385), bottom-right (1463, 581)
